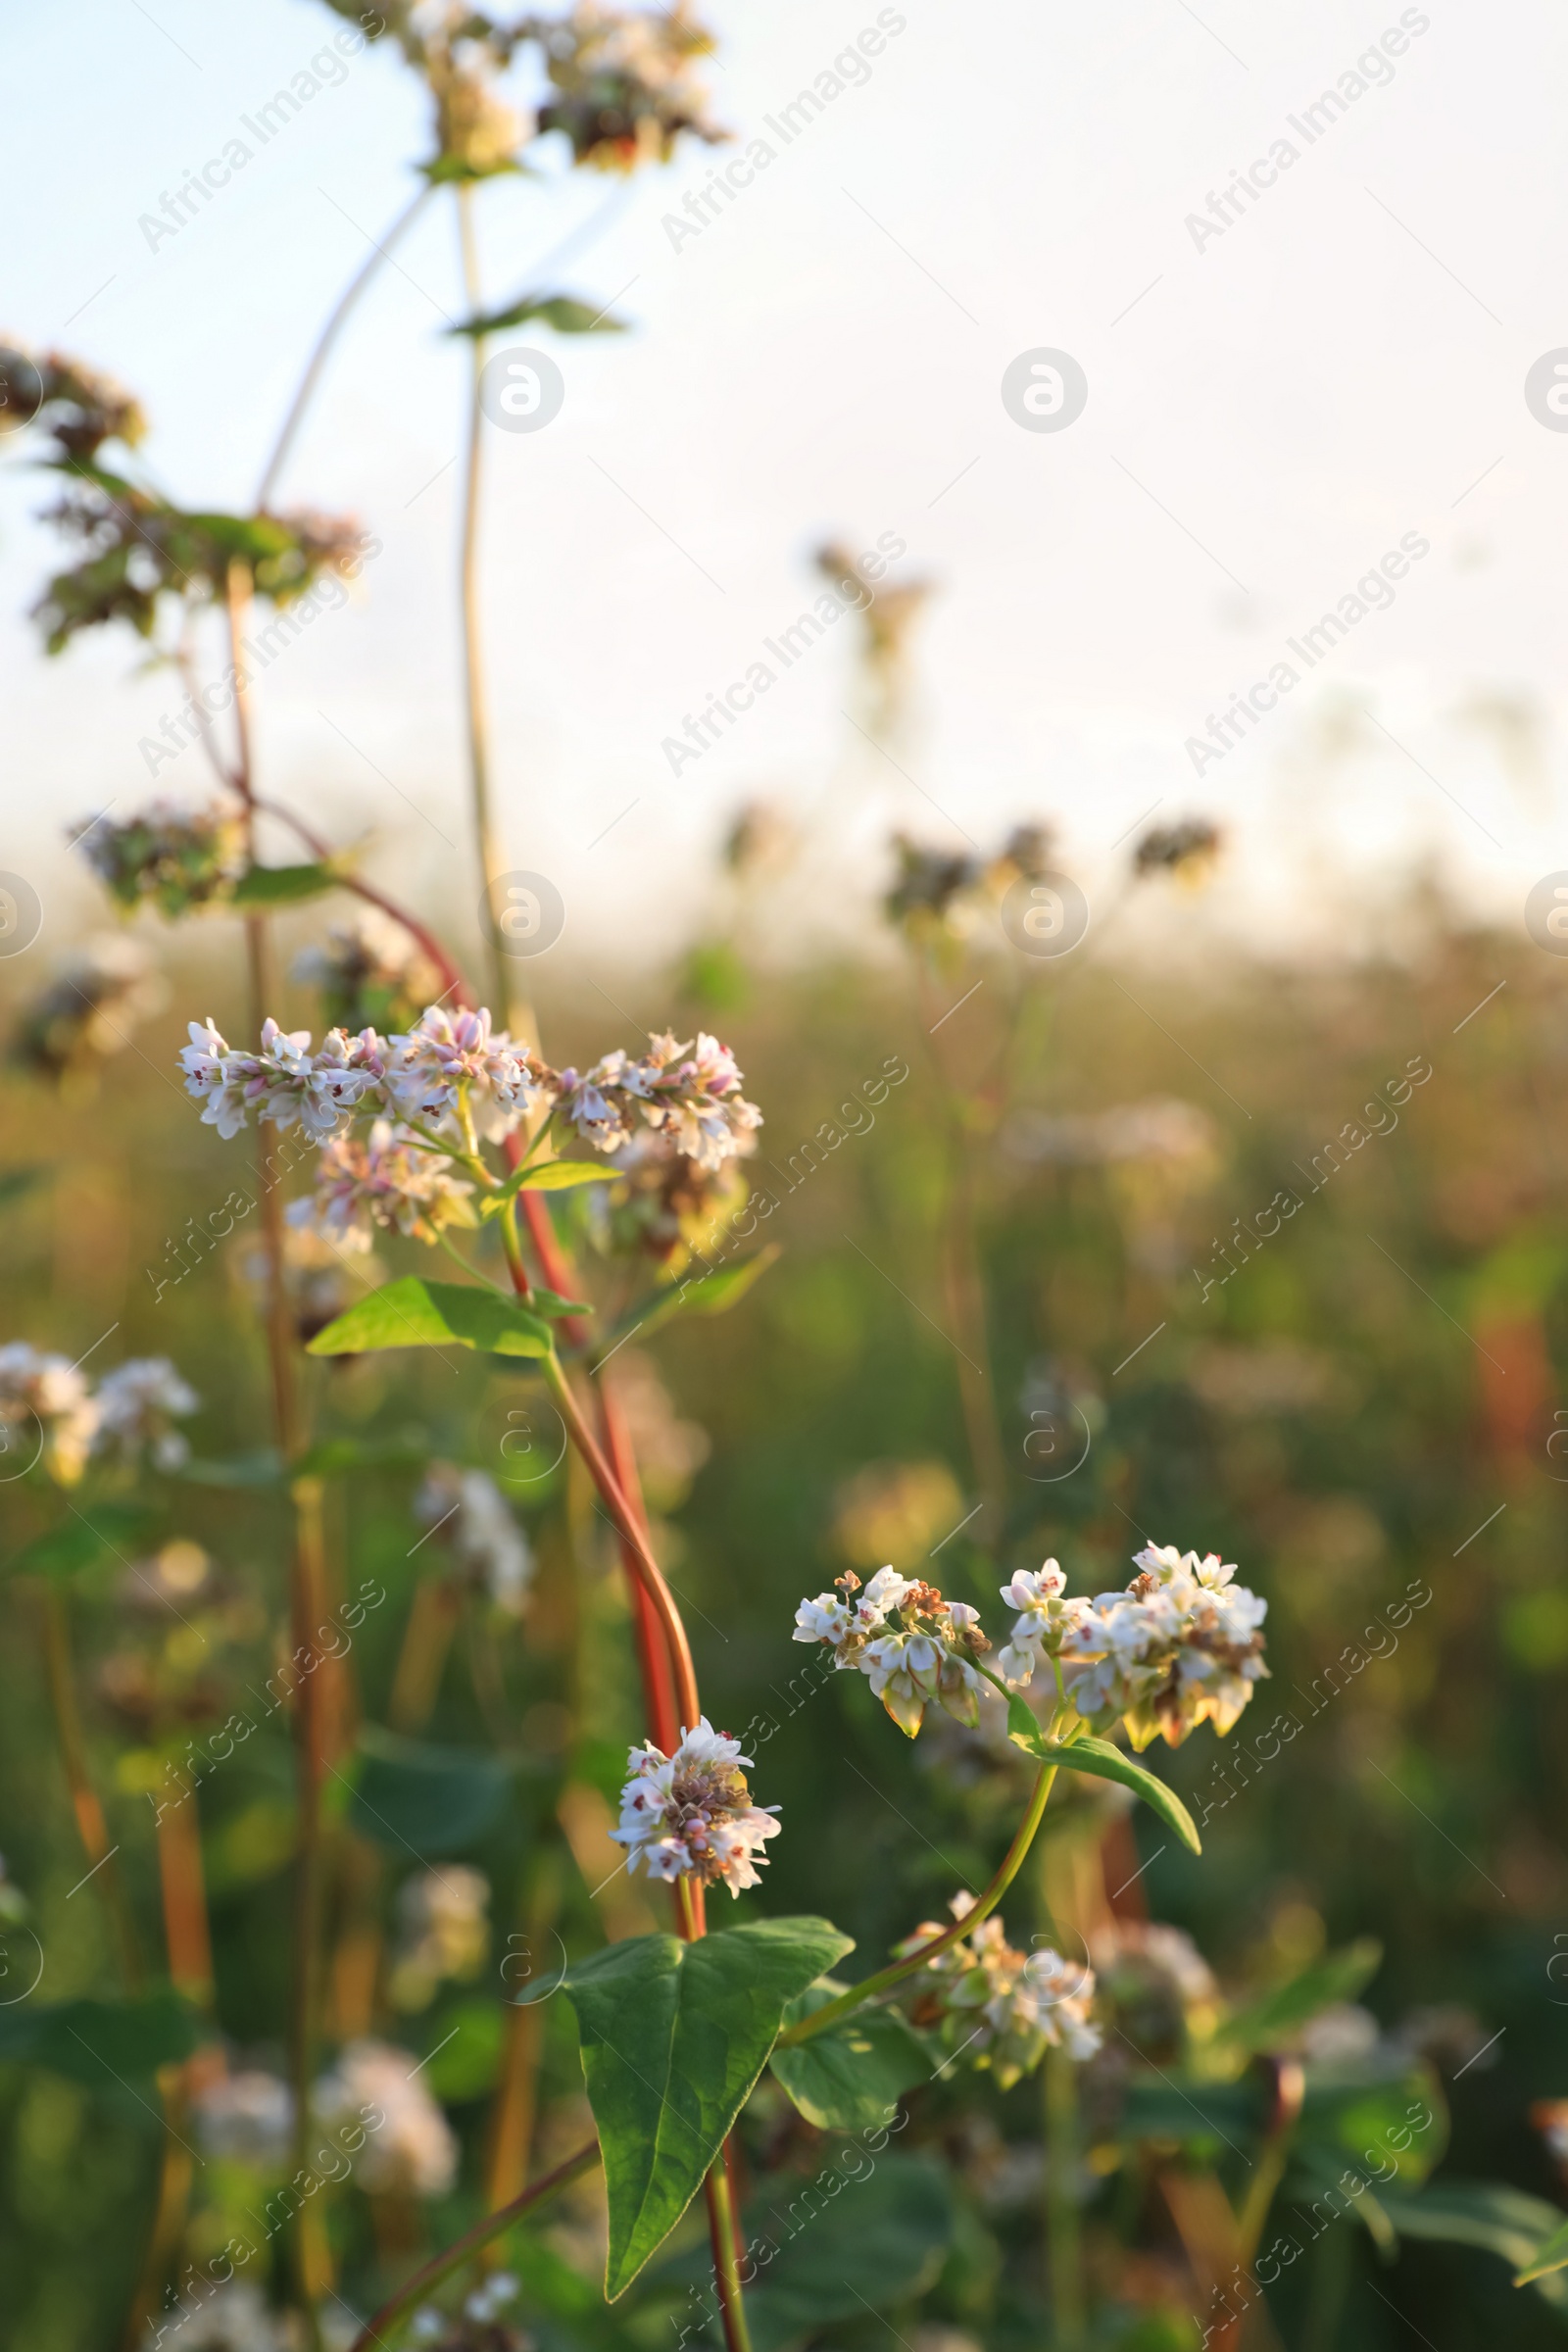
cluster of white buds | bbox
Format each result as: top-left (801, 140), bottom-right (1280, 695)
top-left (611, 1718), bottom-right (780, 1895)
top-left (897, 1893), bottom-right (1101, 2086)
top-left (285, 1119), bottom-right (476, 1252)
top-left (0, 1344), bottom-right (198, 1486)
top-left (793, 1567), bottom-right (990, 1738)
top-left (1045, 1544), bottom-right (1269, 1751)
top-left (180, 1009), bottom-right (762, 1182)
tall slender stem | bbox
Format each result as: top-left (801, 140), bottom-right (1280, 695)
top-left (348, 2139), bottom-right (600, 2352)
top-left (776, 1763), bottom-right (1058, 2048)
top-left (1045, 2043), bottom-right (1086, 2350)
top-left (257, 184), bottom-right (435, 511)
top-left (455, 184), bottom-right (514, 1029)
top-left (704, 2155), bottom-right (756, 2352)
top-left (39, 1584), bottom-right (142, 1986)
top-left (538, 1348), bottom-right (701, 1732)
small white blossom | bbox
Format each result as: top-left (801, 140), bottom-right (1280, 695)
top-left (611, 1717), bottom-right (780, 1896)
top-left (93, 1356), bottom-right (199, 1470)
top-left (0, 1343), bottom-right (99, 1486)
top-left (994, 1559), bottom-right (1097, 1690)
top-left (385, 1005), bottom-right (543, 1144)
top-left (315, 2037), bottom-right (457, 2197)
top-left (178, 1017), bottom-right (385, 1141)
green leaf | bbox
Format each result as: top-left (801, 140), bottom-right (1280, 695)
top-left (347, 1727), bottom-right (517, 1856)
top-left (1116, 2073), bottom-right (1263, 2148)
top-left (450, 293), bottom-right (628, 338)
top-left (480, 1155), bottom-right (616, 1219)
top-left (1216, 1939), bottom-right (1383, 2058)
top-left (0, 1990), bottom-right (203, 2082)
top-left (560, 1914), bottom-right (853, 2297)
top-left (771, 1981), bottom-right (933, 2132)
top-left (306, 1276), bottom-right (553, 1359)
top-left (1005, 1700), bottom-right (1201, 1854)
top-left (527, 1287), bottom-right (593, 1319)
top-left (1368, 2182), bottom-right (1568, 2314)
top-left (1517, 2213), bottom-right (1568, 2286)
top-left (6, 1502), bottom-right (157, 1580)
top-left (598, 1248), bottom-right (781, 1362)
top-left (230, 859), bottom-right (340, 906)
top-left (1297, 2060), bottom-right (1446, 2186)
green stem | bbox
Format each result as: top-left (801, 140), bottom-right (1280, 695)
top-left (704, 2157), bottom-right (755, 2352)
top-left (347, 2138), bottom-right (599, 2352)
top-left (776, 1762), bottom-right (1058, 2048)
top-left (1045, 2042), bottom-right (1086, 2350)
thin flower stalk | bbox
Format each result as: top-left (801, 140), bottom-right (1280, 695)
top-left (38, 1585), bottom-right (143, 1986)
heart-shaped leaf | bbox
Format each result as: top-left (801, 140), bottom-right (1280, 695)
top-left (559, 1915), bottom-right (853, 2296)
top-left (771, 1981), bottom-right (933, 2132)
top-left (1006, 1698), bottom-right (1200, 1853)
top-left (307, 1276), bottom-right (553, 1359)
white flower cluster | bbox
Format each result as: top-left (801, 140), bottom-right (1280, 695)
top-left (795, 1545), bottom-right (1267, 1752)
top-left (0, 1344), bottom-right (198, 1486)
top-left (1044, 1544), bottom-right (1269, 1751)
top-left (611, 1717), bottom-right (780, 1896)
top-left (285, 1119), bottom-right (476, 1252)
top-left (414, 1464), bottom-right (533, 1614)
top-left (179, 1016), bottom-right (389, 1143)
top-left (180, 1012), bottom-right (762, 1214)
top-left (554, 1030), bottom-right (761, 1173)
top-left (897, 1893), bottom-right (1101, 2087)
top-left (792, 1567), bottom-right (989, 1739)
top-left (315, 2037), bottom-right (457, 2197)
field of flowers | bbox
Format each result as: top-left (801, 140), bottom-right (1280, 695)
top-left (5, 7), bottom-right (1568, 2351)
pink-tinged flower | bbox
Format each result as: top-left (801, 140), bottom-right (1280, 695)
top-left (386, 1005), bottom-right (544, 1143)
top-left (637, 1031), bottom-right (762, 1172)
top-left (177, 1016), bottom-right (386, 1141)
top-left (995, 1559), bottom-right (1097, 1689)
top-left (1058, 1546), bottom-right (1268, 1748)
top-left (286, 1119), bottom-right (475, 1252)
top-left (611, 1717), bottom-right (780, 1895)
top-left (555, 1050), bottom-right (642, 1154)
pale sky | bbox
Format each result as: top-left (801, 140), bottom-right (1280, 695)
top-left (6, 0), bottom-right (1568, 973)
